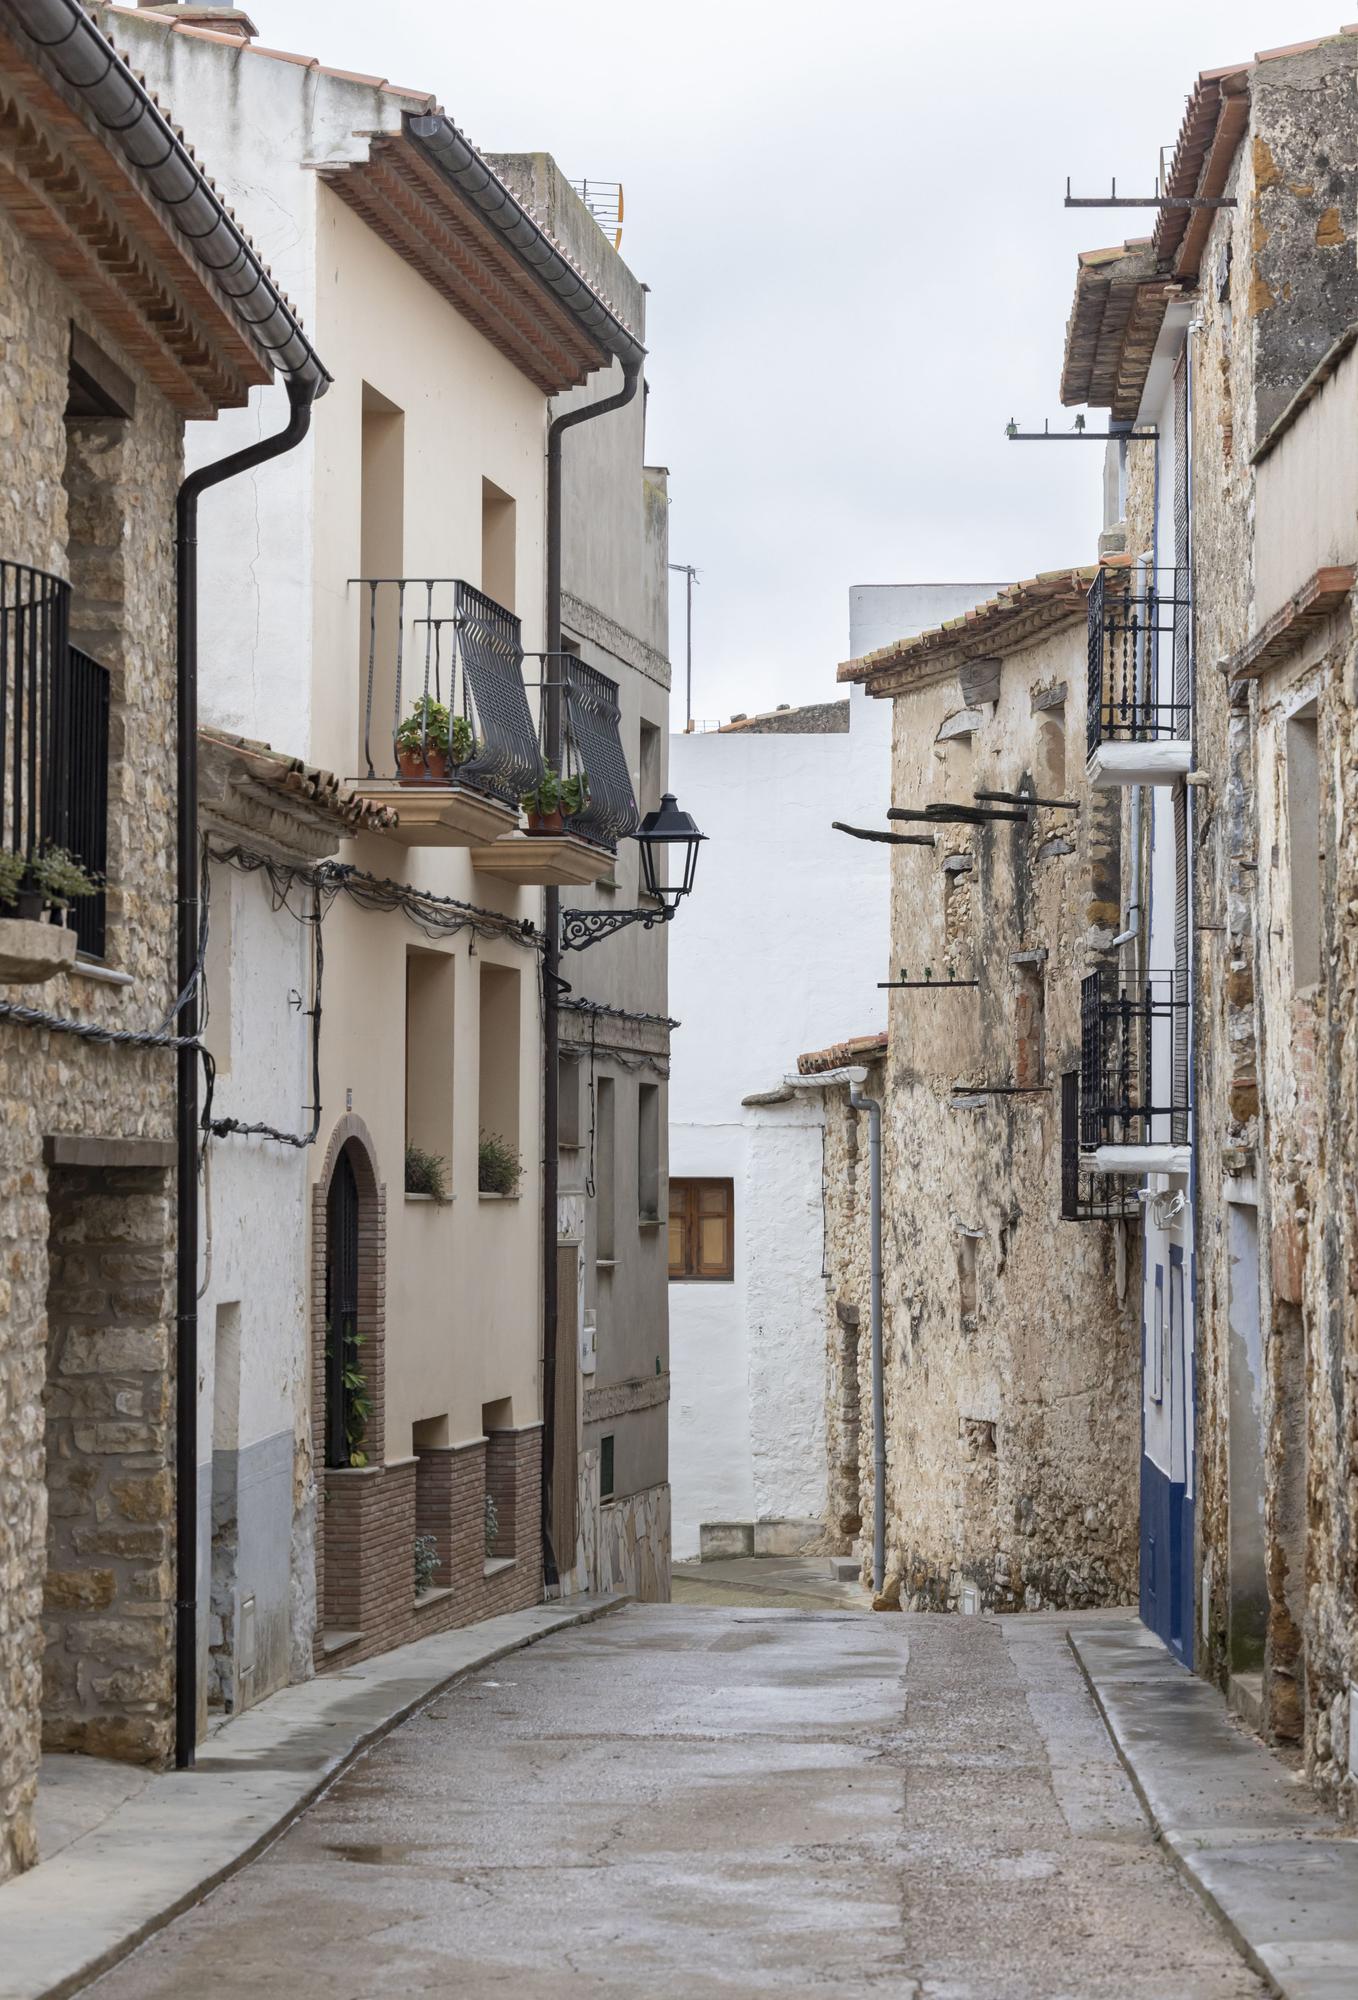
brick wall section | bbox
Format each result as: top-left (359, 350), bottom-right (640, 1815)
top-left (42, 1166), bottom-right (175, 1764)
top-left (319, 1427), bottom-right (542, 1674)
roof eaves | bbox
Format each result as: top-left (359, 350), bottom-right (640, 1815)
top-left (839, 567), bottom-right (1098, 693)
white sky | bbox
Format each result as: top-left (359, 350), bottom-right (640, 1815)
top-left (258, 0), bottom-right (1333, 718)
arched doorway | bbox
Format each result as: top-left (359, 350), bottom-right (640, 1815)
top-left (324, 1146), bottom-right (361, 1469)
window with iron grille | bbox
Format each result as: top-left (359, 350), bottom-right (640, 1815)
top-left (0, 561), bottom-right (109, 958)
top-left (1085, 564), bottom-right (1191, 758)
top-left (1080, 968), bottom-right (1189, 1148)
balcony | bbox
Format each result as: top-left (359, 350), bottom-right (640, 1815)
top-left (1059, 1072), bottom-right (1140, 1222)
top-left (1085, 564), bottom-right (1192, 788)
top-left (1, 562), bottom-right (109, 983)
top-left (470, 654), bottom-right (638, 887)
top-left (1080, 968), bottom-right (1190, 1174)
top-left (350, 578), bottom-right (543, 846)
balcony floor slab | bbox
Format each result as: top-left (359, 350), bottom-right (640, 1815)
top-left (352, 781), bottom-right (518, 846)
top-left (1088, 740), bottom-right (1192, 788)
top-left (470, 833), bottom-right (616, 887)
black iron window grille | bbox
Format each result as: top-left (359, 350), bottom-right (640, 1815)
top-left (531, 652), bottom-right (638, 852)
top-left (1086, 565), bottom-right (1192, 759)
top-left (1060, 1070), bottom-right (1140, 1222)
top-left (354, 576), bottom-right (542, 807)
top-left (1079, 967), bottom-right (1189, 1149)
top-left (1, 561), bottom-right (110, 958)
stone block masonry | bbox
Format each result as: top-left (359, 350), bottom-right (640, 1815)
top-left (43, 1166), bottom-right (176, 1764)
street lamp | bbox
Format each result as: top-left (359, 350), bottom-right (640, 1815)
top-left (561, 791), bottom-right (706, 952)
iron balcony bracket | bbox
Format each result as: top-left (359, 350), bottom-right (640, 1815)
top-left (560, 902), bottom-right (674, 953)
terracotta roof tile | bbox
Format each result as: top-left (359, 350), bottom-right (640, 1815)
top-left (798, 1032), bottom-right (888, 1076)
top-left (840, 566), bottom-right (1099, 695)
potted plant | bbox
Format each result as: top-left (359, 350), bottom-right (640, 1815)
top-left (478, 1131), bottom-right (523, 1196)
top-left (404, 1143), bottom-right (450, 1202)
top-left (394, 697), bottom-right (474, 783)
top-left (520, 768), bottom-right (588, 834)
top-left (0, 844), bottom-right (101, 923)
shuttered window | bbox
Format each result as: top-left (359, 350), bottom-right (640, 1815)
top-left (667, 1178), bottom-right (734, 1281)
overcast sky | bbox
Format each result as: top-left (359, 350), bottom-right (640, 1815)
top-left (263, 0), bottom-right (1328, 719)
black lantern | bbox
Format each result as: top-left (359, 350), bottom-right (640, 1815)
top-left (561, 790), bottom-right (707, 952)
top-left (633, 791), bottom-right (705, 910)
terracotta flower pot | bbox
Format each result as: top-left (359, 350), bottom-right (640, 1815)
top-left (526, 807), bottom-right (565, 835)
top-left (397, 747), bottom-right (450, 783)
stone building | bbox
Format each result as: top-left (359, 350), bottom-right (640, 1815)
top-left (831, 573), bottom-right (1140, 1611)
top-left (1057, 27), bottom-right (1358, 1808)
top-left (0, 0), bottom-right (319, 1879)
top-left (105, 2), bottom-right (665, 1675)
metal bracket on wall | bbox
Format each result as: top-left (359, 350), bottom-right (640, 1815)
top-left (560, 904), bottom-right (672, 953)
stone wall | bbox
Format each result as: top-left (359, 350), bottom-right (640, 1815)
top-left (1116, 30), bottom-right (1358, 1813)
top-left (43, 1165), bottom-right (175, 1763)
top-left (836, 621), bottom-right (1140, 1612)
top-left (0, 195), bottom-right (182, 1882)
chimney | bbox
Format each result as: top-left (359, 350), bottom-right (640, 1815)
top-left (134, 2), bottom-right (260, 38)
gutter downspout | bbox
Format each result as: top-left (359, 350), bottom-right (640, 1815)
top-left (848, 1082), bottom-right (885, 1595)
top-left (174, 376), bottom-right (319, 1768)
top-left (540, 356), bottom-right (642, 1587)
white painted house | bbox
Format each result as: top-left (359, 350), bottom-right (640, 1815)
top-left (667, 585), bottom-right (995, 1561)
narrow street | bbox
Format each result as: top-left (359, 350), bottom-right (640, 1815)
top-left (90, 1605), bottom-right (1265, 2000)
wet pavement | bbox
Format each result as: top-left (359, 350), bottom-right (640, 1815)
top-left (90, 1605), bottom-right (1266, 1998)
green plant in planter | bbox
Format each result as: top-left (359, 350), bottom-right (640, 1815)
top-left (478, 1131), bottom-right (522, 1196)
top-left (340, 1327), bottom-right (372, 1467)
top-left (0, 851), bottom-right (28, 908)
top-left (520, 767), bottom-right (588, 819)
top-left (414, 1532), bottom-right (441, 1596)
top-left (404, 1143), bottom-right (450, 1202)
top-left (395, 696), bottom-right (474, 766)
top-left (0, 844), bottom-right (101, 914)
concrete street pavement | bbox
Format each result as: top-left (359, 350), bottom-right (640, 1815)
top-left (89, 1605), bottom-right (1267, 1999)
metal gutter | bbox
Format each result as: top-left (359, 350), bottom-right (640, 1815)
top-left (405, 114), bottom-right (646, 372)
top-left (4, 0), bottom-right (330, 393)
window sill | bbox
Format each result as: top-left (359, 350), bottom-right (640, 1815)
top-left (405, 1191), bottom-right (454, 1204)
top-left (667, 1274), bottom-right (735, 1285)
top-left (483, 1556), bottom-right (516, 1579)
top-left (321, 1627), bottom-right (364, 1656)
top-left (478, 1191), bottom-right (521, 1203)
top-left (71, 957), bottom-right (134, 988)
top-left (414, 1585), bottom-right (454, 1612)
top-left (638, 1215), bottom-right (663, 1229)
top-left (595, 1257), bottom-right (618, 1270)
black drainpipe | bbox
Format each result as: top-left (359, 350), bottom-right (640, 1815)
top-left (541, 358), bottom-right (641, 1586)
top-left (174, 375), bottom-right (319, 1769)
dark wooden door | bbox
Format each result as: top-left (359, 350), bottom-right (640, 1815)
top-left (325, 1149), bottom-right (359, 1469)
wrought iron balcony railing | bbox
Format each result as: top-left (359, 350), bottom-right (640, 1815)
top-left (1080, 967), bottom-right (1189, 1149)
top-left (1086, 564), bottom-right (1191, 759)
top-left (533, 653), bottom-right (638, 854)
top-left (355, 577), bottom-right (542, 807)
top-left (2, 561), bottom-right (109, 959)
top-left (1060, 1071), bottom-right (1140, 1222)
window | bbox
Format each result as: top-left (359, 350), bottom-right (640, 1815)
top-left (558, 1053), bottom-right (581, 1152)
top-left (406, 949), bottom-right (455, 1178)
top-left (595, 1077), bottom-right (615, 1261)
top-left (668, 1178), bottom-right (734, 1280)
top-left (638, 718), bottom-right (662, 813)
top-left (1286, 704), bottom-right (1320, 990)
top-left (478, 962), bottom-right (521, 1166)
top-left (481, 476), bottom-right (516, 611)
top-left (637, 1082), bottom-right (660, 1222)
top-left (600, 1432), bottom-right (615, 1500)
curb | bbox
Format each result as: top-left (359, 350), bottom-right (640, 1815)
top-left (0, 1594), bottom-right (629, 2000)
